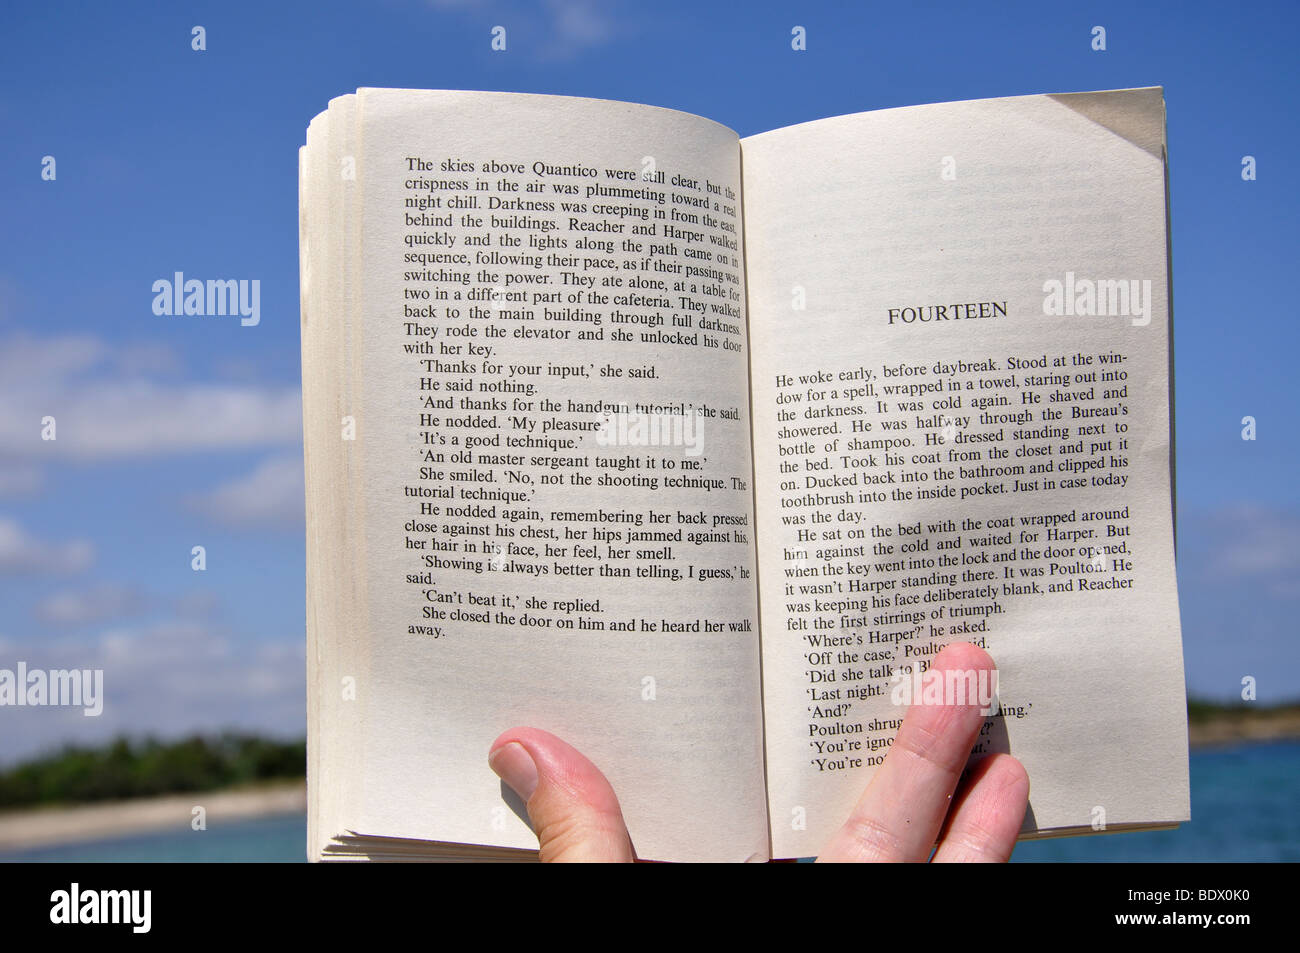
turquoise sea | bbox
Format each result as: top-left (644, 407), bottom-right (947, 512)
top-left (3, 741), bottom-right (1296, 862)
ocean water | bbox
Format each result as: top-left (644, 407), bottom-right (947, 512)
top-left (1011, 739), bottom-right (1300, 863)
top-left (0, 812), bottom-right (309, 863)
top-left (3, 741), bottom-right (1296, 862)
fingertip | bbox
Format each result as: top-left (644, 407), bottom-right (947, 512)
top-left (932, 753), bottom-right (1031, 863)
top-left (979, 752), bottom-right (1030, 802)
top-left (485, 726), bottom-right (635, 861)
top-left (489, 724), bottom-right (538, 757)
top-left (931, 641), bottom-right (995, 674)
top-left (491, 727), bottom-right (609, 801)
top-left (488, 741), bottom-right (539, 802)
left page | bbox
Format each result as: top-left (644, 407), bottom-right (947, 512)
top-left (304, 94), bottom-right (371, 860)
top-left (310, 89), bottom-right (767, 862)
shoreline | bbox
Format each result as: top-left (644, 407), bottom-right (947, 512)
top-left (1, 724), bottom-right (1296, 852)
top-left (1188, 710), bottom-right (1300, 749)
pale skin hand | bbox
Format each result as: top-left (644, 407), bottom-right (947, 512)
top-left (488, 642), bottom-right (1029, 862)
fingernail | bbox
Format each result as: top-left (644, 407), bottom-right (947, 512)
top-left (489, 742), bottom-right (539, 801)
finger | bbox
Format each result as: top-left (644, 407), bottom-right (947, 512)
top-left (818, 642), bottom-right (996, 862)
top-left (489, 726), bottom-right (635, 862)
top-left (931, 753), bottom-right (1029, 863)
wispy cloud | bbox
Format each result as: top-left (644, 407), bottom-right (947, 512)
top-left (0, 620), bottom-right (305, 763)
top-left (34, 583), bottom-right (147, 626)
top-left (0, 463), bottom-right (41, 499)
top-left (0, 334), bottom-right (300, 463)
top-left (173, 589), bottom-right (221, 619)
top-left (1176, 503), bottom-right (1300, 700)
top-left (425, 0), bottom-right (624, 60)
top-left (1186, 503), bottom-right (1300, 599)
top-left (187, 454), bottom-right (305, 529)
top-left (541, 0), bottom-right (617, 56)
top-left (0, 519), bottom-right (93, 574)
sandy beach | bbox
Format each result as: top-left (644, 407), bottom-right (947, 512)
top-left (0, 781), bottom-right (305, 852)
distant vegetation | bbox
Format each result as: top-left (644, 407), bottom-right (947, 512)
top-left (1186, 697), bottom-right (1300, 721)
top-left (0, 733), bottom-right (305, 809)
top-left (2, 699), bottom-right (1296, 809)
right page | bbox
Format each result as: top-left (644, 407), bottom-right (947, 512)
top-left (741, 88), bottom-right (1189, 857)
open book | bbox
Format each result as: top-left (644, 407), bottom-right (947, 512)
top-left (300, 87), bottom-right (1188, 862)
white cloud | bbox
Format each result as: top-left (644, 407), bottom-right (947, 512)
top-left (426, 0), bottom-right (622, 59)
top-left (544, 0), bottom-right (616, 52)
top-left (1175, 503), bottom-right (1300, 699)
top-left (0, 621), bottom-right (305, 763)
top-left (187, 455), bottom-right (304, 528)
top-left (0, 333), bottom-right (104, 384)
top-left (0, 519), bottom-right (93, 574)
top-left (0, 334), bottom-right (300, 461)
top-left (112, 341), bottom-right (183, 376)
top-left (1192, 504), bottom-right (1300, 586)
top-left (0, 463), bottom-right (42, 499)
top-left (34, 583), bottom-right (146, 626)
top-left (173, 589), bottom-right (221, 619)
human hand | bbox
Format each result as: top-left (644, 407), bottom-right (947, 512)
top-left (488, 642), bottom-right (1028, 861)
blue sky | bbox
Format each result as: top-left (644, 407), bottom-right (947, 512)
top-left (0, 0), bottom-right (1296, 761)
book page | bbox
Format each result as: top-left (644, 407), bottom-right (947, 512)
top-left (335, 89), bottom-right (766, 862)
top-left (303, 95), bottom-right (368, 860)
top-left (740, 89), bottom-right (1189, 857)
